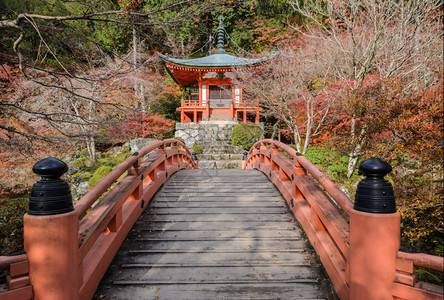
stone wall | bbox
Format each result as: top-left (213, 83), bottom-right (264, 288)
top-left (175, 121), bottom-right (240, 148)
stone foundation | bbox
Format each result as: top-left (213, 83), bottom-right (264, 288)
top-left (175, 121), bottom-right (240, 148)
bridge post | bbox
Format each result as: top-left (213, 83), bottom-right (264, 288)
top-left (349, 158), bottom-right (399, 300)
top-left (24, 157), bottom-right (80, 300)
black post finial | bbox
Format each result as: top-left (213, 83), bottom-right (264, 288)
top-left (192, 152), bottom-right (198, 161)
top-left (354, 157), bottom-right (396, 213)
top-left (243, 151), bottom-right (248, 160)
top-left (29, 157), bottom-right (74, 215)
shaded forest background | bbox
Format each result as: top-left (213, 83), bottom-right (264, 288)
top-left (0, 0), bottom-right (442, 267)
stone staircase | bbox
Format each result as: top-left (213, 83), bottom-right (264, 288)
top-left (196, 121), bottom-right (244, 169)
top-left (175, 121), bottom-right (247, 169)
top-left (209, 112), bottom-right (232, 122)
top-left (197, 147), bottom-right (244, 169)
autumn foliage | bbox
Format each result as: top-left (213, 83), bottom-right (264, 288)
top-left (110, 113), bottom-right (175, 142)
top-left (0, 0), bottom-right (442, 258)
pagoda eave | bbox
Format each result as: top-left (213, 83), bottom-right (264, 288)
top-left (164, 62), bottom-right (234, 88)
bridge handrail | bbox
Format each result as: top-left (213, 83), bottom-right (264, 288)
top-left (21, 138), bottom-right (197, 300)
top-left (398, 251), bottom-right (444, 272)
top-left (0, 253), bottom-right (27, 270)
top-left (244, 138), bottom-right (351, 299)
top-left (75, 139), bottom-right (196, 217)
top-left (249, 139), bottom-right (353, 214)
top-left (0, 253), bottom-right (32, 299)
top-left (244, 139), bottom-right (443, 300)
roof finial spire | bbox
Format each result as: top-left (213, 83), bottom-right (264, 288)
top-left (215, 15), bottom-right (226, 54)
top-left (218, 15), bottom-right (224, 27)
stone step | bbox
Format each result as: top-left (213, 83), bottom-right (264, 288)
top-left (201, 146), bottom-right (244, 154)
top-left (209, 113), bottom-right (233, 121)
top-left (200, 134), bottom-right (233, 139)
top-left (198, 160), bottom-right (243, 169)
top-left (197, 153), bottom-right (244, 160)
top-left (199, 141), bottom-right (234, 148)
top-left (200, 136), bottom-right (233, 142)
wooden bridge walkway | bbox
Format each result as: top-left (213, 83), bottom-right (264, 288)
top-left (94, 169), bottom-right (334, 299)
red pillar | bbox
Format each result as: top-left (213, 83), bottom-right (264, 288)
top-left (24, 157), bottom-right (80, 300)
top-left (243, 109), bottom-right (247, 123)
top-left (349, 211), bottom-right (400, 299)
top-left (206, 100), bottom-right (210, 120)
top-left (25, 212), bottom-right (80, 300)
top-left (349, 158), bottom-right (400, 300)
top-left (255, 111), bottom-right (260, 123)
top-left (193, 109), bottom-right (197, 124)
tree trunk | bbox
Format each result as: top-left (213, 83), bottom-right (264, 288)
top-left (132, 23), bottom-right (146, 113)
top-left (86, 136), bottom-right (96, 162)
top-left (293, 130), bottom-right (302, 153)
top-left (302, 134), bottom-right (311, 155)
top-left (347, 144), bottom-right (361, 178)
top-left (347, 125), bottom-right (366, 178)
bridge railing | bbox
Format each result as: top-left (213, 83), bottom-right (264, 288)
top-left (0, 253), bottom-right (32, 299)
top-left (0, 139), bottom-right (197, 300)
top-left (243, 139), bottom-right (443, 300)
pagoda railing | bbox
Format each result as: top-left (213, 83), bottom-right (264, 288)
top-left (243, 139), bottom-right (443, 300)
top-left (182, 98), bottom-right (202, 107)
top-left (181, 98), bottom-right (252, 108)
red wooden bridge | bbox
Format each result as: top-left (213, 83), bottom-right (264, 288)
top-left (1, 139), bottom-right (443, 300)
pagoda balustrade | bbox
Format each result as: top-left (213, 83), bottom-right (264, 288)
top-left (180, 95), bottom-right (260, 123)
top-left (181, 96), bottom-right (249, 108)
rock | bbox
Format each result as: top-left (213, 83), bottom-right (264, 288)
top-left (71, 181), bottom-right (89, 202)
top-left (108, 145), bottom-right (125, 155)
top-left (77, 181), bottom-right (89, 196)
top-left (64, 156), bottom-right (79, 175)
top-left (130, 138), bottom-right (156, 153)
top-left (72, 172), bottom-right (87, 183)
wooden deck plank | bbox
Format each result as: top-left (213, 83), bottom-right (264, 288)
top-left (94, 169), bottom-right (336, 299)
top-left (145, 207), bottom-right (288, 214)
top-left (127, 229), bottom-right (303, 239)
top-left (136, 221), bottom-right (299, 231)
top-left (95, 283), bottom-right (331, 300)
top-left (142, 213), bottom-right (292, 222)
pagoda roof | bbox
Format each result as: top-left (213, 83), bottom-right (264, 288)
top-left (158, 15), bottom-right (279, 87)
top-left (158, 51), bottom-right (277, 68)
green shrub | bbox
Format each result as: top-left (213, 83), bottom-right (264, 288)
top-left (303, 146), bottom-right (357, 182)
top-left (88, 165), bottom-right (113, 189)
top-left (80, 173), bottom-right (93, 182)
top-left (97, 158), bottom-right (116, 168)
top-left (0, 193), bottom-right (28, 255)
top-left (231, 124), bottom-right (263, 151)
top-left (415, 268), bottom-right (442, 285)
top-left (113, 147), bottom-right (131, 164)
top-left (192, 143), bottom-right (203, 154)
top-left (0, 192), bottom-right (28, 284)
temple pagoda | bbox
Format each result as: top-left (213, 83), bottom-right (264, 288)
top-left (159, 16), bottom-right (275, 124)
